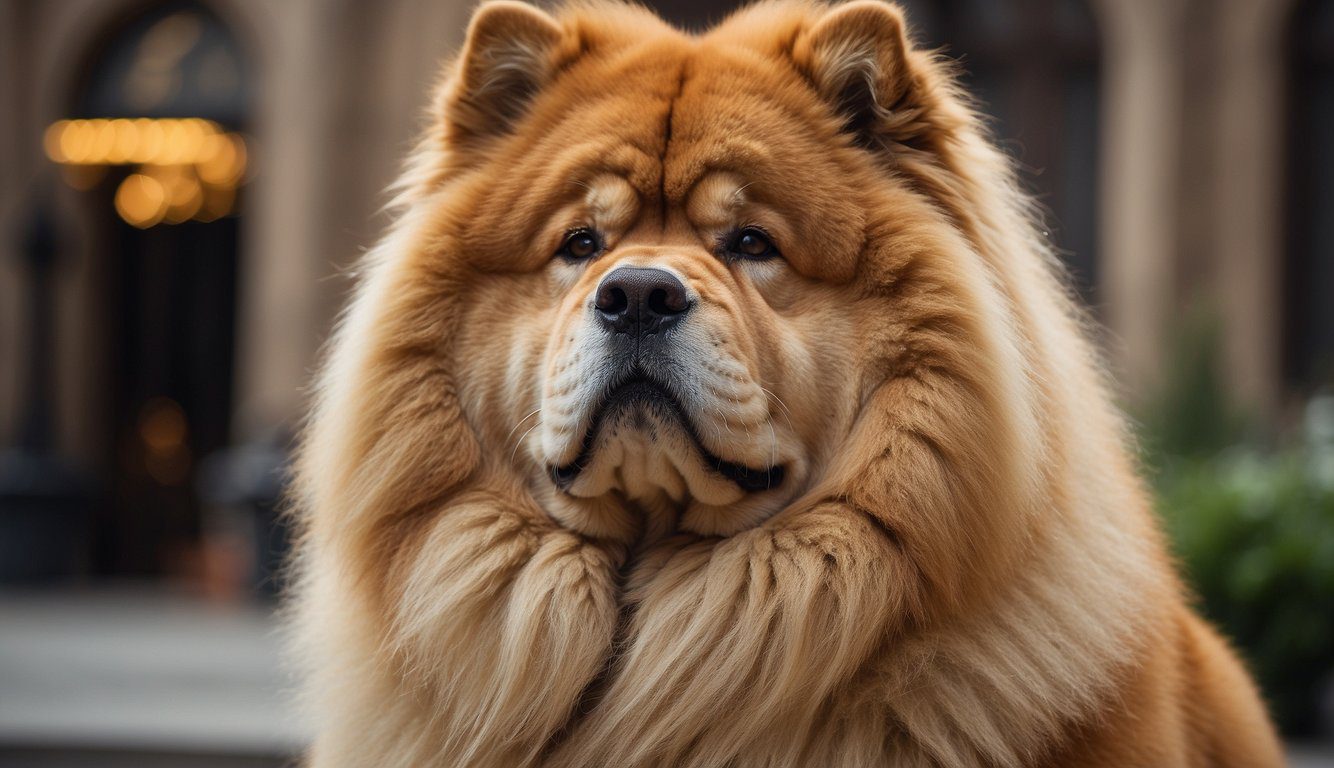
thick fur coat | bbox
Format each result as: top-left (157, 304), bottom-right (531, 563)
top-left (292, 2), bottom-right (1285, 765)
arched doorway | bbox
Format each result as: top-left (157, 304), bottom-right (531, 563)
top-left (49, 1), bottom-right (252, 575)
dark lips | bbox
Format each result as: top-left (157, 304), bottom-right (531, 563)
top-left (549, 371), bottom-right (785, 494)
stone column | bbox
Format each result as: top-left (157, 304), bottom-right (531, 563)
top-left (1091, 0), bottom-right (1189, 398)
top-left (1212, 0), bottom-right (1295, 416)
top-left (231, 0), bottom-right (335, 441)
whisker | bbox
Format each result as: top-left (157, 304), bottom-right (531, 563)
top-left (511, 419), bottom-right (544, 466)
top-left (504, 408), bottom-right (543, 447)
top-left (760, 386), bottom-right (795, 433)
top-left (768, 417), bottom-right (778, 473)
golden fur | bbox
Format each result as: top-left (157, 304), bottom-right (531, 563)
top-left (292, 1), bottom-right (1285, 765)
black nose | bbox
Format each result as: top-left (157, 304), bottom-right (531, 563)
top-left (595, 267), bottom-right (692, 336)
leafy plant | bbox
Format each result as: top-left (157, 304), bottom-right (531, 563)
top-left (1138, 314), bottom-right (1334, 734)
top-left (1156, 446), bottom-right (1334, 734)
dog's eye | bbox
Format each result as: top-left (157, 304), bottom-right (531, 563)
top-left (557, 229), bottom-right (602, 261)
top-left (724, 227), bottom-right (779, 260)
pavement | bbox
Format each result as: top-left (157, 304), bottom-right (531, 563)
top-left (0, 585), bottom-right (303, 767)
top-left (1292, 744), bottom-right (1334, 767)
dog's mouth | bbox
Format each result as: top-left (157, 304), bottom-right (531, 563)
top-left (549, 371), bottom-right (785, 494)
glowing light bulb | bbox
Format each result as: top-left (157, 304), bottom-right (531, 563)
top-left (153, 165), bottom-right (205, 223)
top-left (60, 120), bottom-right (94, 163)
top-left (108, 119), bottom-right (139, 163)
top-left (44, 120), bottom-right (69, 162)
top-left (133, 118), bottom-right (163, 163)
top-left (114, 173), bottom-right (169, 228)
top-left (196, 133), bottom-right (246, 186)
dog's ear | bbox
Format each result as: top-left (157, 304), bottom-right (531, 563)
top-left (792, 0), bottom-right (932, 150)
top-left (442, 1), bottom-right (567, 147)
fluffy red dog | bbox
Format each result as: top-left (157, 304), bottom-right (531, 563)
top-left (292, 1), bottom-right (1285, 765)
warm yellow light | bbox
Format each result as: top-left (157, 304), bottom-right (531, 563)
top-left (50, 118), bottom-right (244, 223)
top-left (47, 117), bottom-right (243, 169)
top-left (44, 120), bottom-right (69, 162)
top-left (90, 120), bottom-right (116, 161)
top-left (108, 119), bottom-right (139, 163)
top-left (152, 165), bottom-right (205, 224)
top-left (196, 133), bottom-right (246, 187)
top-left (194, 184), bottom-right (236, 222)
top-left (177, 119), bottom-right (207, 162)
top-left (138, 397), bottom-right (191, 486)
top-left (156, 119), bottom-right (182, 164)
top-left (114, 173), bottom-right (169, 228)
top-left (139, 396), bottom-right (188, 452)
top-left (132, 119), bottom-right (162, 163)
top-left (60, 121), bottom-right (93, 163)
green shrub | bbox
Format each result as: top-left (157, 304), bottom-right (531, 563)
top-left (1137, 316), bottom-right (1334, 734)
top-left (1154, 426), bottom-right (1334, 734)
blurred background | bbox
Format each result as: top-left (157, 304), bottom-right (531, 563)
top-left (0, 0), bottom-right (1332, 765)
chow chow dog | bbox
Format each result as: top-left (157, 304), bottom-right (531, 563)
top-left (292, 1), bottom-right (1285, 765)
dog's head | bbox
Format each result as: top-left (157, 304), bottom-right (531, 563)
top-left (321, 0), bottom-right (1045, 558)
